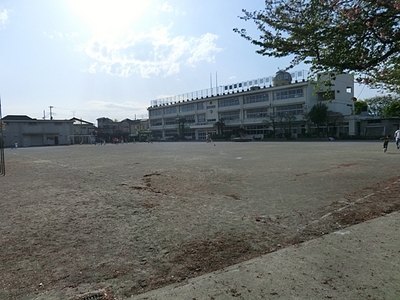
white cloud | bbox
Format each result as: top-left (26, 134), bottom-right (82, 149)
top-left (44, 30), bottom-right (79, 39)
top-left (89, 100), bottom-right (142, 112)
top-left (158, 2), bottom-right (186, 16)
top-left (160, 2), bottom-right (174, 13)
top-left (0, 9), bottom-right (9, 26)
top-left (83, 25), bottom-right (222, 78)
top-left (43, 31), bottom-right (54, 39)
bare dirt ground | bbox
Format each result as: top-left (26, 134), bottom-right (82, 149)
top-left (0, 141), bottom-right (399, 300)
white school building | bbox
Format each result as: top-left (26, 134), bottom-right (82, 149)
top-left (147, 71), bottom-right (356, 140)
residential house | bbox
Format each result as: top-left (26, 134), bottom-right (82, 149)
top-left (1, 115), bottom-right (73, 147)
top-left (71, 117), bottom-right (97, 136)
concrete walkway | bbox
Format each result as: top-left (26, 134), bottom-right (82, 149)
top-left (130, 212), bottom-right (400, 300)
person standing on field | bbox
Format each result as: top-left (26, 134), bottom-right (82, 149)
top-left (381, 134), bottom-right (390, 153)
top-left (394, 128), bottom-right (400, 149)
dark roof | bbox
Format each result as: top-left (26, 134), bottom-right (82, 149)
top-left (2, 115), bottom-right (35, 121)
top-left (70, 117), bottom-right (94, 125)
top-left (97, 117), bottom-right (113, 121)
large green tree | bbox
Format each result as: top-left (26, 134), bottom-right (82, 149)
top-left (234, 0), bottom-right (400, 91)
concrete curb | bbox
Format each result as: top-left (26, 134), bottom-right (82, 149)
top-left (130, 212), bottom-right (400, 300)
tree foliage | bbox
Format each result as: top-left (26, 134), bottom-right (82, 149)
top-left (264, 113), bottom-right (279, 137)
top-left (354, 100), bottom-right (368, 114)
top-left (365, 94), bottom-right (396, 116)
top-left (308, 103), bottom-right (328, 129)
top-left (234, 0), bottom-right (400, 92)
top-left (214, 118), bottom-right (225, 136)
top-left (383, 100), bottom-right (400, 116)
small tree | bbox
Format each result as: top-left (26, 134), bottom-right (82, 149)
top-left (308, 103), bottom-right (328, 134)
top-left (261, 119), bottom-right (270, 138)
top-left (277, 114), bottom-right (286, 138)
top-left (265, 113), bottom-right (279, 138)
top-left (284, 114), bottom-right (297, 139)
top-left (354, 100), bottom-right (368, 115)
top-left (176, 116), bottom-right (186, 140)
top-left (214, 118), bottom-right (225, 136)
top-left (327, 111), bottom-right (344, 137)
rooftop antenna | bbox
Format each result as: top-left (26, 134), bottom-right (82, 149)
top-left (49, 106), bottom-right (53, 120)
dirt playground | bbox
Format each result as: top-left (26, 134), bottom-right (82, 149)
top-left (0, 141), bottom-right (399, 299)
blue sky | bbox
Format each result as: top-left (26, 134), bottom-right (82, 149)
top-left (0, 0), bottom-right (379, 124)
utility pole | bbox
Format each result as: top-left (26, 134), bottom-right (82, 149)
top-left (49, 106), bottom-right (53, 120)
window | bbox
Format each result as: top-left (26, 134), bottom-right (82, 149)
top-left (245, 108), bottom-right (268, 119)
top-left (244, 93), bottom-right (269, 104)
top-left (150, 119), bottom-right (162, 126)
top-left (165, 117), bottom-right (177, 125)
top-left (150, 109), bottom-right (163, 117)
top-left (197, 102), bottom-right (205, 110)
top-left (179, 103), bottom-right (195, 113)
top-left (219, 110), bottom-right (240, 121)
top-left (274, 88), bottom-right (304, 100)
top-left (185, 115), bottom-right (195, 124)
top-left (165, 106), bottom-right (177, 114)
top-left (275, 104), bottom-right (303, 116)
top-left (197, 114), bottom-right (206, 124)
top-left (218, 97), bottom-right (239, 107)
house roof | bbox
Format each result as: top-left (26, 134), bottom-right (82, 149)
top-left (97, 117), bottom-right (114, 122)
top-left (2, 115), bottom-right (74, 123)
top-left (2, 115), bottom-right (35, 121)
top-left (70, 117), bottom-right (94, 126)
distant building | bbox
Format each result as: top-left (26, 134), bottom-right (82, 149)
top-left (121, 118), bottom-right (140, 142)
top-left (356, 116), bottom-right (400, 137)
top-left (1, 115), bottom-right (73, 147)
top-left (147, 71), bottom-right (356, 140)
top-left (96, 117), bottom-right (118, 142)
top-left (71, 117), bottom-right (97, 136)
top-left (97, 117), bottom-right (150, 142)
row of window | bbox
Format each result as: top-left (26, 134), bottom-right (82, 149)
top-left (150, 89), bottom-right (305, 117)
top-left (150, 106), bottom-right (305, 126)
top-left (275, 104), bottom-right (303, 116)
top-left (274, 88), bottom-right (304, 100)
